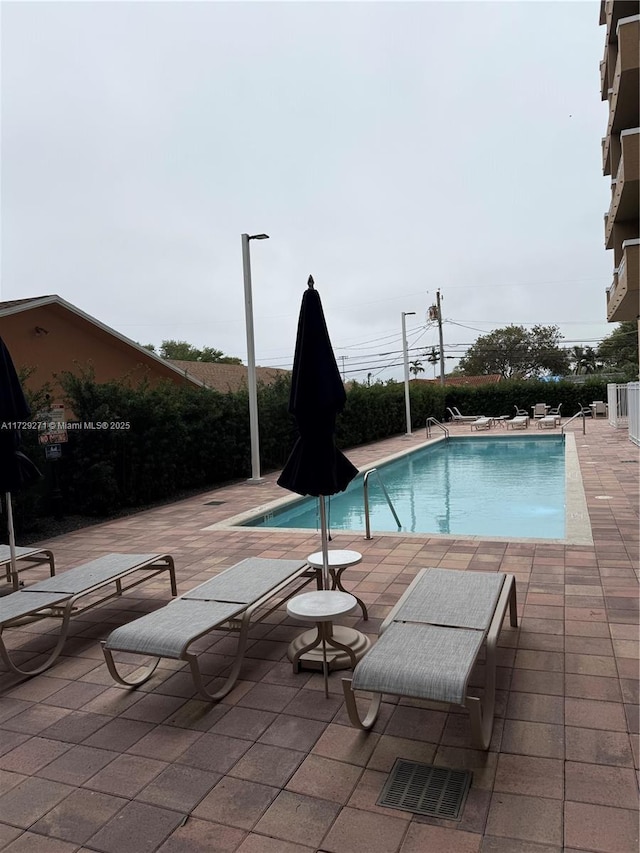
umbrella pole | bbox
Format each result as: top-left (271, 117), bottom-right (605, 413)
top-left (318, 495), bottom-right (330, 591)
top-left (6, 492), bottom-right (18, 591)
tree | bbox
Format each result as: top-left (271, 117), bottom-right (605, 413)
top-left (409, 360), bottom-right (424, 377)
top-left (458, 325), bottom-right (570, 379)
top-left (569, 345), bottom-right (601, 376)
top-left (142, 340), bottom-right (242, 364)
top-left (426, 347), bottom-right (440, 378)
top-left (597, 322), bottom-right (639, 379)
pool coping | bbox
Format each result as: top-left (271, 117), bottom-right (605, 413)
top-left (204, 431), bottom-right (594, 546)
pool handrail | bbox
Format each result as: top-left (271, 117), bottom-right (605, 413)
top-left (561, 409), bottom-right (587, 435)
top-left (426, 417), bottom-right (449, 439)
top-left (363, 468), bottom-right (402, 540)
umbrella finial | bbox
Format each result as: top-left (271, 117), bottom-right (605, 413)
top-left (307, 275), bottom-right (314, 289)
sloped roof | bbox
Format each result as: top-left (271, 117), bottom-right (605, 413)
top-left (0, 295), bottom-right (206, 387)
top-left (169, 360), bottom-right (290, 393)
top-left (412, 374), bottom-right (502, 387)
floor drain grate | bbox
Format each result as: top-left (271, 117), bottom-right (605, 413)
top-left (377, 759), bottom-right (472, 819)
top-left (204, 500), bottom-right (225, 506)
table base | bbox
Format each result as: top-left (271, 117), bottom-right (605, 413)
top-left (287, 626), bottom-right (371, 672)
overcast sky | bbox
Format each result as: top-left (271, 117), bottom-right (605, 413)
top-left (1, 0), bottom-right (613, 382)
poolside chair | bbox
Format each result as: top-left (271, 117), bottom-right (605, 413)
top-left (538, 404), bottom-right (562, 428)
top-left (446, 407), bottom-right (478, 423)
top-left (470, 417), bottom-right (492, 431)
top-left (591, 401), bottom-right (607, 418)
top-left (0, 553), bottom-right (176, 677)
top-left (532, 403), bottom-right (548, 419)
top-left (342, 567), bottom-right (518, 750)
top-left (1, 545), bottom-right (55, 593)
top-left (513, 405), bottom-right (528, 418)
top-left (102, 557), bottom-right (314, 701)
top-left (506, 416), bottom-right (529, 429)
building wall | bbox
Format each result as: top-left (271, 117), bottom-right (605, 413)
top-left (0, 303), bottom-right (195, 401)
top-left (600, 1), bottom-right (640, 325)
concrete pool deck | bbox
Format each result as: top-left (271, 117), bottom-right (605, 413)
top-left (0, 418), bottom-right (638, 853)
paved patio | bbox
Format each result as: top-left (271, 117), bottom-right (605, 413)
top-left (0, 419), bottom-right (638, 853)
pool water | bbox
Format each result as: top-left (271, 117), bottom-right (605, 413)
top-left (245, 436), bottom-right (566, 539)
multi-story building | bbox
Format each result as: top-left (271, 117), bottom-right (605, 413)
top-left (600, 0), bottom-right (639, 329)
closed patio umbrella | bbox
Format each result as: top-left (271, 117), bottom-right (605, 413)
top-left (0, 336), bottom-right (41, 591)
top-left (278, 277), bottom-right (358, 589)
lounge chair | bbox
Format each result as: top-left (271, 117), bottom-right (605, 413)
top-left (470, 417), bottom-right (492, 431)
top-left (342, 567), bottom-right (517, 749)
top-left (102, 557), bottom-right (313, 701)
top-left (591, 401), bottom-right (607, 418)
top-left (537, 415), bottom-right (559, 429)
top-left (1, 545), bottom-right (55, 591)
top-left (513, 405), bottom-right (529, 417)
top-left (0, 553), bottom-right (176, 677)
top-left (446, 407), bottom-right (478, 423)
top-left (506, 416), bottom-right (529, 429)
top-left (538, 404), bottom-right (562, 428)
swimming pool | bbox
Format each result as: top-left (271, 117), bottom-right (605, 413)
top-left (241, 435), bottom-right (572, 540)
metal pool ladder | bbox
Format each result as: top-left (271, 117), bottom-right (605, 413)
top-left (363, 469), bottom-right (402, 540)
top-left (426, 417), bottom-right (449, 439)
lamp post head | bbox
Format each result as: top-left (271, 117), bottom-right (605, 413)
top-left (249, 233), bottom-right (269, 241)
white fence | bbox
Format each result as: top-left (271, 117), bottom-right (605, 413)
top-left (608, 382), bottom-right (640, 446)
top-left (627, 383), bottom-right (639, 447)
top-left (607, 383), bottom-right (628, 427)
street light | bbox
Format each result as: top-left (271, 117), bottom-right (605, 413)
top-left (241, 232), bottom-right (269, 483)
top-left (401, 311), bottom-right (416, 436)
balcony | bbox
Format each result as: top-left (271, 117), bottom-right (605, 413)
top-left (607, 238), bottom-right (640, 321)
top-left (604, 1), bottom-right (640, 45)
top-left (604, 128), bottom-right (639, 247)
top-left (606, 17), bottom-right (640, 136)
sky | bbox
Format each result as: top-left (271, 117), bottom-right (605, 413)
top-left (1, 0), bottom-right (614, 382)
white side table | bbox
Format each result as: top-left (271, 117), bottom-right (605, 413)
top-left (306, 549), bottom-right (368, 620)
top-left (287, 590), bottom-right (368, 697)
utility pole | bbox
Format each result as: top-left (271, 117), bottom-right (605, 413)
top-left (339, 355), bottom-right (348, 381)
top-left (436, 289), bottom-right (445, 386)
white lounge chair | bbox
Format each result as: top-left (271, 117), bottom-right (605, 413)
top-left (342, 567), bottom-right (517, 750)
top-left (0, 553), bottom-right (176, 677)
top-left (506, 416), bottom-right (529, 429)
top-left (470, 417), bottom-right (492, 431)
top-left (102, 557), bottom-right (314, 701)
top-left (446, 407), bottom-right (478, 423)
top-left (537, 415), bottom-right (559, 429)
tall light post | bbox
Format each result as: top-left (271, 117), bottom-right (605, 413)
top-left (402, 311), bottom-right (416, 436)
top-left (241, 232), bottom-right (269, 483)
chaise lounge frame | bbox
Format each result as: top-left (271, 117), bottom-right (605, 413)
top-left (342, 567), bottom-right (517, 750)
top-left (102, 557), bottom-right (315, 702)
top-left (0, 553), bottom-right (176, 677)
top-left (1, 545), bottom-right (55, 592)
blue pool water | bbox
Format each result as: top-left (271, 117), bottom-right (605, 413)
top-left (245, 436), bottom-right (566, 539)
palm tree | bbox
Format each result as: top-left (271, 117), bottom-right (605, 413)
top-left (570, 345), bottom-right (600, 375)
top-left (426, 347), bottom-right (440, 378)
top-left (409, 360), bottom-right (424, 378)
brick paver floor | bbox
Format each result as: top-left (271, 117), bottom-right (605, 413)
top-left (0, 419), bottom-right (638, 852)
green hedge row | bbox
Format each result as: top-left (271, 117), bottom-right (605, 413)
top-left (9, 373), bottom-right (610, 531)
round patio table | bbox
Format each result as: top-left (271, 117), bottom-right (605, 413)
top-left (306, 549), bottom-right (368, 620)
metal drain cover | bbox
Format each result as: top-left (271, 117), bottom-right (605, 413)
top-left (377, 759), bottom-right (472, 819)
top-left (204, 500), bottom-right (225, 506)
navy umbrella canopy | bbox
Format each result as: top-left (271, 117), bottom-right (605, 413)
top-left (278, 277), bottom-right (358, 587)
top-left (0, 335), bottom-right (41, 590)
